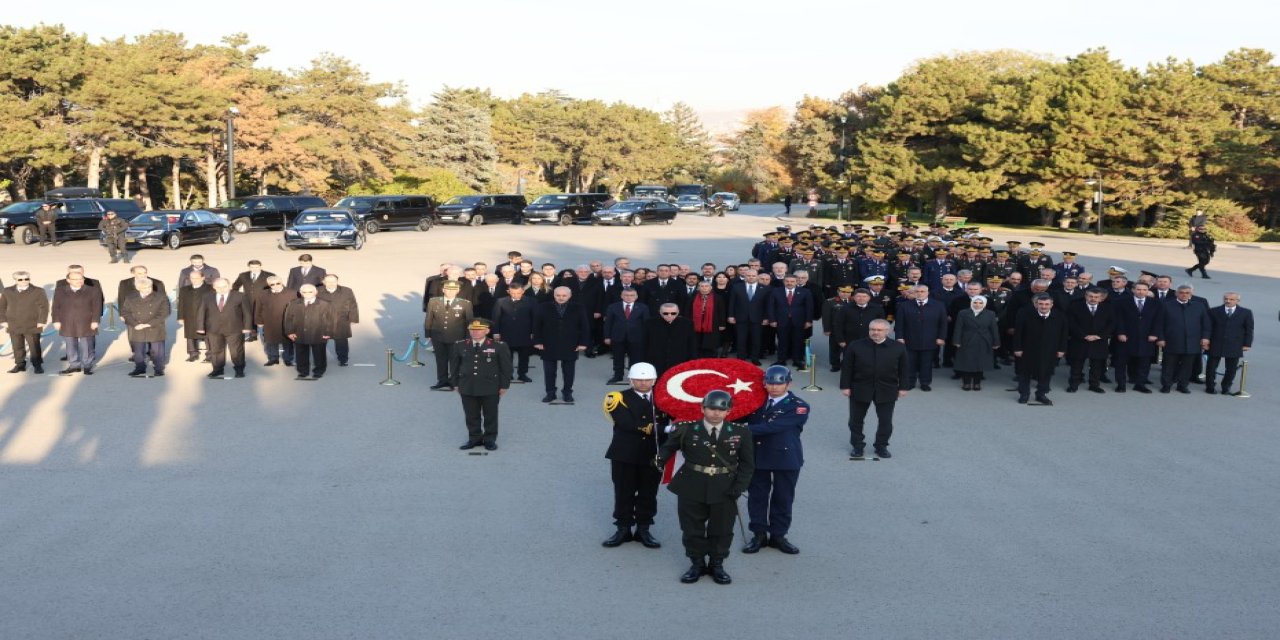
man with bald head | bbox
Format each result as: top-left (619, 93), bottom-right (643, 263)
top-left (195, 277), bottom-right (253, 379)
top-left (532, 285), bottom-right (590, 404)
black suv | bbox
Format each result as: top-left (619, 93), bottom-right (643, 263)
top-left (436, 194), bottom-right (528, 226)
top-left (522, 193), bottom-right (613, 225)
top-left (210, 195), bottom-right (328, 233)
top-left (333, 195), bottom-right (436, 233)
top-left (0, 190), bottom-right (144, 244)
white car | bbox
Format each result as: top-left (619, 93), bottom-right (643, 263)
top-left (711, 192), bottom-right (741, 211)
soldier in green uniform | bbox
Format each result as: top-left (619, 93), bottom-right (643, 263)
top-left (657, 390), bottom-right (755, 585)
top-left (97, 210), bottom-right (130, 264)
top-left (450, 319), bottom-right (511, 451)
top-left (425, 280), bottom-right (474, 390)
top-left (821, 285), bottom-right (854, 371)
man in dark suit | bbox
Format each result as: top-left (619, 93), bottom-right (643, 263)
top-left (492, 285), bottom-right (536, 383)
top-left (566, 266), bottom-right (604, 356)
top-left (0, 270), bottom-right (50, 374)
top-left (1206, 292), bottom-right (1253, 395)
top-left (893, 285), bottom-right (948, 391)
top-left (317, 274), bottom-right (359, 367)
top-left (195, 277), bottom-right (254, 378)
top-left (283, 284), bottom-right (333, 380)
top-left (176, 255), bottom-right (220, 289)
top-left (601, 362), bottom-right (667, 549)
top-left (643, 303), bottom-right (697, 377)
top-left (602, 288), bottom-right (648, 384)
top-left (1159, 284), bottom-right (1211, 393)
top-left (840, 319), bottom-right (909, 458)
top-left (472, 274), bottom-right (501, 321)
top-left (766, 274), bottom-right (814, 370)
top-left (742, 365), bottom-right (808, 555)
top-left (117, 265), bottom-right (167, 308)
top-left (1012, 294), bottom-right (1069, 405)
top-left (532, 286), bottom-right (590, 404)
top-left (450, 319), bottom-right (512, 451)
top-left (641, 264), bottom-right (683, 309)
top-left (833, 288), bottom-right (886, 355)
top-left (1065, 288), bottom-right (1114, 393)
top-left (728, 269), bottom-right (769, 364)
top-left (657, 391), bottom-right (755, 585)
top-left (51, 271), bottom-right (104, 375)
top-left (231, 259), bottom-right (275, 358)
top-left (285, 254), bottom-right (326, 291)
top-left (255, 277), bottom-right (296, 366)
top-left (177, 271), bottom-right (211, 362)
top-left (1112, 282), bottom-right (1163, 393)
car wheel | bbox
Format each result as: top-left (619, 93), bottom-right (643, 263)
top-left (348, 235), bottom-right (364, 251)
top-left (365, 220), bottom-right (380, 234)
top-left (417, 218), bottom-right (433, 232)
top-left (232, 219), bottom-right (250, 234)
top-left (558, 213), bottom-right (573, 226)
top-left (629, 215), bottom-right (642, 227)
top-left (469, 214), bottom-right (484, 227)
top-left (20, 225), bottom-right (38, 245)
top-left (166, 233), bottom-right (182, 250)
top-left (665, 218), bottom-right (674, 225)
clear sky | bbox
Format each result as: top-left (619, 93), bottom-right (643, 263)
top-left (15, 0), bottom-right (1279, 127)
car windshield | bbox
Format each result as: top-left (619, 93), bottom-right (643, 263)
top-left (532, 195), bottom-right (571, 205)
top-left (633, 188), bottom-right (664, 196)
top-left (714, 193), bottom-right (734, 199)
top-left (218, 198), bottom-right (255, 209)
top-left (130, 213), bottom-right (180, 225)
top-left (335, 197), bottom-right (377, 210)
top-left (297, 212), bottom-right (353, 224)
top-left (677, 195), bottom-right (701, 201)
top-left (444, 196), bottom-right (483, 206)
top-left (0, 201), bottom-right (45, 214)
top-left (608, 201), bottom-right (645, 211)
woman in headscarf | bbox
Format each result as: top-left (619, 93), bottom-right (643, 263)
top-left (952, 294), bottom-right (1000, 390)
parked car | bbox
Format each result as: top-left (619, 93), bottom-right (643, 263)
top-left (436, 194), bottom-right (528, 226)
top-left (211, 195), bottom-right (328, 233)
top-left (332, 195), bottom-right (436, 233)
top-left (674, 194), bottom-right (707, 213)
top-left (124, 210), bottom-right (233, 250)
top-left (0, 195), bottom-right (143, 244)
top-left (521, 193), bottom-right (613, 225)
top-left (282, 209), bottom-right (365, 251)
top-left (711, 192), bottom-right (741, 211)
top-left (592, 199), bottom-right (678, 226)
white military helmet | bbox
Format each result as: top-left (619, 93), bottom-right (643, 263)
top-left (628, 362), bottom-right (657, 380)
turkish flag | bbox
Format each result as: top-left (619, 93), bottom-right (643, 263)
top-left (654, 358), bottom-right (767, 422)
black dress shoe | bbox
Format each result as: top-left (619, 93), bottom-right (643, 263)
top-left (680, 561), bottom-right (706, 584)
top-left (962, 382), bottom-right (972, 391)
top-left (296, 374), bottom-right (311, 380)
top-left (459, 441), bottom-right (481, 450)
top-left (602, 527), bottom-right (632, 547)
top-left (128, 370), bottom-right (147, 378)
top-left (874, 446), bottom-right (891, 459)
top-left (483, 441), bottom-right (497, 451)
top-left (561, 392), bottom-right (575, 404)
top-left (32, 365), bottom-right (43, 374)
top-left (742, 532), bottom-right (766, 554)
top-left (769, 535), bottom-right (800, 554)
top-left (919, 384), bottom-right (931, 391)
top-left (1159, 386), bottom-right (1171, 394)
top-left (264, 360), bottom-right (278, 366)
top-left (82, 368), bottom-right (94, 375)
top-left (312, 373), bottom-right (324, 380)
top-left (1017, 396), bottom-right (1029, 404)
top-left (829, 365), bottom-right (840, 372)
top-left (707, 561), bottom-right (732, 585)
top-left (851, 447), bottom-right (865, 458)
top-left (1088, 386), bottom-right (1106, 394)
top-left (429, 382), bottom-right (450, 390)
top-left (59, 367), bottom-right (81, 375)
top-left (633, 528), bottom-right (661, 549)
top-left (973, 382), bottom-right (982, 390)
top-left (338, 362), bottom-right (348, 367)
top-left (1205, 387), bottom-right (1217, 394)
top-left (541, 393), bottom-right (556, 403)
top-left (1134, 385), bottom-right (1151, 394)
top-left (1035, 395), bottom-right (1052, 406)
top-left (1065, 385), bottom-right (1078, 393)
top-left (185, 355), bottom-right (199, 362)
top-left (207, 371), bottom-right (224, 379)
top-left (1177, 387), bottom-right (1190, 394)
top-left (7, 365), bottom-right (25, 373)
top-left (234, 371), bottom-right (245, 378)
top-left (1190, 376), bottom-right (1205, 384)
top-left (517, 375), bottom-right (533, 383)
top-left (153, 371), bottom-right (164, 377)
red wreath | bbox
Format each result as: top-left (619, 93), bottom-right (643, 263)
top-left (655, 358), bottom-right (767, 422)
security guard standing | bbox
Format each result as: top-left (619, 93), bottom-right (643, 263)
top-left (450, 319), bottom-right (511, 451)
top-left (657, 390), bottom-right (754, 585)
top-left (602, 362), bottom-right (668, 549)
top-left (742, 366), bottom-right (806, 555)
top-left (35, 202), bottom-right (59, 245)
top-left (98, 210), bottom-right (130, 263)
top-left (425, 280), bottom-right (473, 390)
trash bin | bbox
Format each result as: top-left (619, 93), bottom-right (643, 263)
top-left (884, 214), bottom-right (898, 225)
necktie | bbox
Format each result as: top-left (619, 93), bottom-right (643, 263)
top-left (748, 285), bottom-right (755, 298)
top-left (1089, 305), bottom-right (1096, 315)
top-left (1041, 314), bottom-right (1048, 320)
top-left (709, 426), bottom-right (718, 441)
top-left (1227, 307), bottom-right (1234, 317)
top-left (624, 303), bottom-right (631, 319)
top-left (302, 268), bottom-right (308, 277)
top-left (306, 300), bottom-right (312, 306)
top-left (918, 301), bottom-right (925, 307)
top-left (786, 290), bottom-right (794, 305)
top-left (217, 295), bottom-right (225, 311)
top-left (1137, 299), bottom-right (1144, 312)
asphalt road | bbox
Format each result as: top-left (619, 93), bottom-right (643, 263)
top-left (2, 206), bottom-right (1277, 639)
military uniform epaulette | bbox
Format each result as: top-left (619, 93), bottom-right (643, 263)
top-left (602, 390), bottom-right (628, 420)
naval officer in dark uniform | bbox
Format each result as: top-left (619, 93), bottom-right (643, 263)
top-left (657, 390), bottom-right (754, 585)
top-left (450, 319), bottom-right (511, 451)
top-left (602, 362), bottom-right (668, 549)
top-left (742, 365), bottom-right (807, 555)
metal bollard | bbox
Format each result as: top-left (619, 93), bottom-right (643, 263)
top-left (408, 333), bottom-right (425, 367)
top-left (380, 348), bottom-right (401, 386)
top-left (1235, 360), bottom-right (1250, 399)
top-left (801, 350), bottom-right (823, 391)
top-left (104, 303), bottom-right (121, 332)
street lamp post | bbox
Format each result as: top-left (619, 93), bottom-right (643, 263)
top-left (837, 114), bottom-right (849, 222)
top-left (225, 106), bottom-right (240, 201)
top-left (1085, 177), bottom-right (1103, 236)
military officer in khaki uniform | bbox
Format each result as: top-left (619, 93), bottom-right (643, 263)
top-left (450, 319), bottom-right (511, 451)
top-left (425, 280), bottom-right (473, 390)
top-left (657, 390), bottom-right (754, 585)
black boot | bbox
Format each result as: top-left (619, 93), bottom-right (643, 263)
top-left (680, 558), bottom-right (706, 583)
top-left (742, 531), bottom-right (766, 554)
top-left (707, 558), bottom-right (732, 585)
top-left (601, 527), bottom-right (632, 548)
top-left (633, 527), bottom-right (661, 549)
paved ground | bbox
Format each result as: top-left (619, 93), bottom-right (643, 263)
top-left (2, 206), bottom-right (1277, 639)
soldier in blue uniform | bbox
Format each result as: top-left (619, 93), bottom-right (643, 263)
top-left (742, 365), bottom-right (807, 555)
top-left (657, 390), bottom-right (754, 585)
top-left (1054, 251), bottom-right (1085, 283)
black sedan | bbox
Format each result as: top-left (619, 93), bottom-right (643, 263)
top-left (125, 210), bottom-right (233, 250)
top-left (592, 200), bottom-right (678, 226)
top-left (281, 209), bottom-right (365, 250)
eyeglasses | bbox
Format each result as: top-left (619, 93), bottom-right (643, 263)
top-left (14, 277), bottom-right (30, 281)
top-left (661, 312), bottom-right (678, 316)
